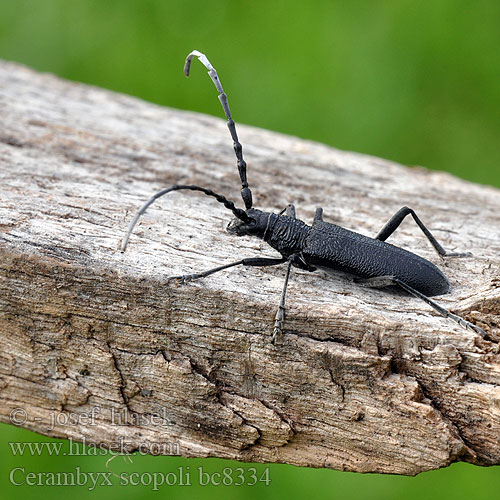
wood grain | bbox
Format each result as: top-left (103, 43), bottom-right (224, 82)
top-left (0, 60), bottom-right (499, 475)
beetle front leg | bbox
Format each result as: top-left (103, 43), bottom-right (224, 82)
top-left (375, 206), bottom-right (472, 257)
top-left (278, 204), bottom-right (296, 218)
top-left (168, 256), bottom-right (286, 283)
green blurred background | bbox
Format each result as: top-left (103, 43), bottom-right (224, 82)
top-left (0, 0), bottom-right (498, 498)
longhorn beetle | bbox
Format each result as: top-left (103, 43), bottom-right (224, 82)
top-left (121, 49), bottom-right (486, 342)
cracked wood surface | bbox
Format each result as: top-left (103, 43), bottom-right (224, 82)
top-left (0, 60), bottom-right (499, 475)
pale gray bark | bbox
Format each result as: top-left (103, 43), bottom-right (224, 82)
top-left (0, 60), bottom-right (499, 475)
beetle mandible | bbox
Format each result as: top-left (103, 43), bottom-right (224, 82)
top-left (121, 50), bottom-right (486, 342)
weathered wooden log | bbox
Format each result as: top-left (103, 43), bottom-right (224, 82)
top-left (0, 60), bottom-right (499, 476)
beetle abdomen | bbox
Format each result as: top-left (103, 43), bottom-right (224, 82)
top-left (303, 222), bottom-right (450, 296)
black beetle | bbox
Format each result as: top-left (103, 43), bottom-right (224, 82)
top-left (121, 50), bottom-right (485, 341)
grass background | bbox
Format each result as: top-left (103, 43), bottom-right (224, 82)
top-left (0, 0), bottom-right (499, 498)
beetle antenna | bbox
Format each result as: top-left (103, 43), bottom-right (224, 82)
top-left (121, 184), bottom-right (250, 252)
top-left (185, 50), bottom-right (253, 210)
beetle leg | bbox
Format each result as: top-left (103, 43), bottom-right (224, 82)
top-left (168, 256), bottom-right (286, 283)
top-left (394, 277), bottom-right (486, 336)
top-left (357, 275), bottom-right (486, 337)
top-left (278, 204), bottom-right (297, 218)
top-left (354, 275), bottom-right (396, 288)
top-left (285, 204), bottom-right (296, 218)
top-left (313, 207), bottom-right (324, 224)
top-left (272, 258), bottom-right (294, 344)
top-left (375, 206), bottom-right (472, 257)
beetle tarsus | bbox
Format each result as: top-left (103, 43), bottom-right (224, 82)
top-left (272, 307), bottom-right (285, 344)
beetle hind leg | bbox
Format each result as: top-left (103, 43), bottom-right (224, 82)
top-left (393, 277), bottom-right (486, 336)
top-left (354, 275), bottom-right (396, 288)
top-left (357, 275), bottom-right (486, 337)
top-left (375, 206), bottom-right (473, 258)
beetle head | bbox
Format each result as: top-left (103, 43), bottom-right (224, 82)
top-left (227, 208), bottom-right (271, 239)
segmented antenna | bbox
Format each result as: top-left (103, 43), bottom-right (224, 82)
top-left (121, 185), bottom-right (249, 252)
top-left (184, 50), bottom-right (253, 210)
